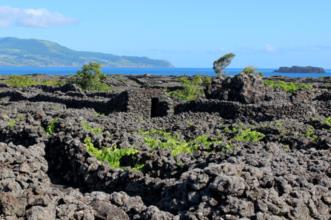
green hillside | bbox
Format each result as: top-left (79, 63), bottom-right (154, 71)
top-left (0, 37), bottom-right (173, 68)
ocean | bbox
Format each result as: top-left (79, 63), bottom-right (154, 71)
top-left (0, 67), bottom-right (330, 78)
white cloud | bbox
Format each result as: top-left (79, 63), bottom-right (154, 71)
top-left (265, 44), bottom-right (276, 53)
top-left (0, 6), bottom-right (75, 28)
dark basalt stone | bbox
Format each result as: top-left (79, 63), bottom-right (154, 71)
top-left (207, 73), bottom-right (267, 104)
top-left (0, 74), bottom-right (330, 219)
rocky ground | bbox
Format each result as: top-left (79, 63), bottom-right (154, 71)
top-left (0, 74), bottom-right (330, 219)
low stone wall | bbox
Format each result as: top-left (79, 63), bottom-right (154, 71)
top-left (175, 100), bottom-right (241, 119)
top-left (0, 90), bottom-right (128, 114)
top-left (126, 89), bottom-right (173, 118)
top-left (0, 85), bottom-right (328, 120)
top-left (0, 88), bottom-right (175, 117)
top-left (175, 100), bottom-right (317, 121)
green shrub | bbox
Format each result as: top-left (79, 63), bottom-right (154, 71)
top-left (168, 75), bottom-right (205, 101)
top-left (304, 126), bottom-right (318, 142)
top-left (324, 117), bottom-right (331, 126)
top-left (72, 63), bottom-right (111, 92)
top-left (81, 120), bottom-right (103, 135)
top-left (242, 66), bottom-right (256, 75)
top-left (7, 119), bottom-right (16, 128)
top-left (264, 80), bottom-right (313, 93)
top-left (233, 128), bottom-right (265, 143)
top-left (201, 76), bottom-right (212, 85)
top-left (84, 137), bottom-right (138, 169)
top-left (4, 75), bottom-right (63, 88)
top-left (131, 164), bottom-right (145, 172)
top-left (46, 118), bottom-right (58, 135)
top-left (241, 66), bottom-right (264, 76)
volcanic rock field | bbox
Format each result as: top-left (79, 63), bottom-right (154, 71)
top-left (0, 74), bottom-right (330, 219)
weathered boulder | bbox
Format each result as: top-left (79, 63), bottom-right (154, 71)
top-left (209, 174), bottom-right (246, 196)
top-left (208, 73), bottom-right (267, 104)
top-left (91, 200), bottom-right (130, 220)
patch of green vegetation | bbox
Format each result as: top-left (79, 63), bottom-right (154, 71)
top-left (15, 114), bottom-right (25, 122)
top-left (264, 80), bottom-right (313, 93)
top-left (46, 118), bottom-right (58, 135)
top-left (200, 76), bottom-right (213, 85)
top-left (81, 120), bottom-right (103, 135)
top-left (131, 163), bottom-right (145, 172)
top-left (4, 75), bottom-right (63, 88)
top-left (71, 63), bottom-right (111, 92)
top-left (324, 117), bottom-right (331, 127)
top-left (84, 137), bottom-right (138, 169)
top-left (140, 129), bottom-right (222, 156)
top-left (223, 143), bottom-right (233, 151)
top-left (283, 144), bottom-right (290, 152)
top-left (191, 134), bottom-right (222, 150)
top-left (224, 125), bottom-right (265, 143)
top-left (223, 126), bottom-right (239, 134)
top-left (242, 66), bottom-right (263, 76)
top-left (274, 120), bottom-right (284, 130)
top-left (304, 126), bottom-right (318, 142)
top-left (7, 119), bottom-right (16, 128)
top-left (242, 66), bottom-right (256, 75)
top-left (233, 128), bottom-right (265, 143)
top-left (168, 75), bottom-right (207, 101)
top-left (141, 129), bottom-right (192, 156)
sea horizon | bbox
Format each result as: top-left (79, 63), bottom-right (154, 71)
top-left (0, 66), bottom-right (330, 78)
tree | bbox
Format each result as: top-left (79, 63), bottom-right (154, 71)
top-left (73, 62), bottom-right (110, 92)
top-left (213, 53), bottom-right (235, 78)
top-left (242, 66), bottom-right (256, 75)
top-left (242, 66), bottom-right (263, 76)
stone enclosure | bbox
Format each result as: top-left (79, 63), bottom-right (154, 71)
top-left (0, 74), bottom-right (330, 219)
top-left (0, 74), bottom-right (329, 121)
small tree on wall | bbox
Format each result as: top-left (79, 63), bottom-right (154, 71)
top-left (72, 62), bottom-right (111, 92)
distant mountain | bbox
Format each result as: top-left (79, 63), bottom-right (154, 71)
top-left (0, 37), bottom-right (173, 68)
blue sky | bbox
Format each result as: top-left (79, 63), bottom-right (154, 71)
top-left (0, 0), bottom-right (330, 68)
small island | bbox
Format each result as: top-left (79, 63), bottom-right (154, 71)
top-left (274, 66), bottom-right (326, 73)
